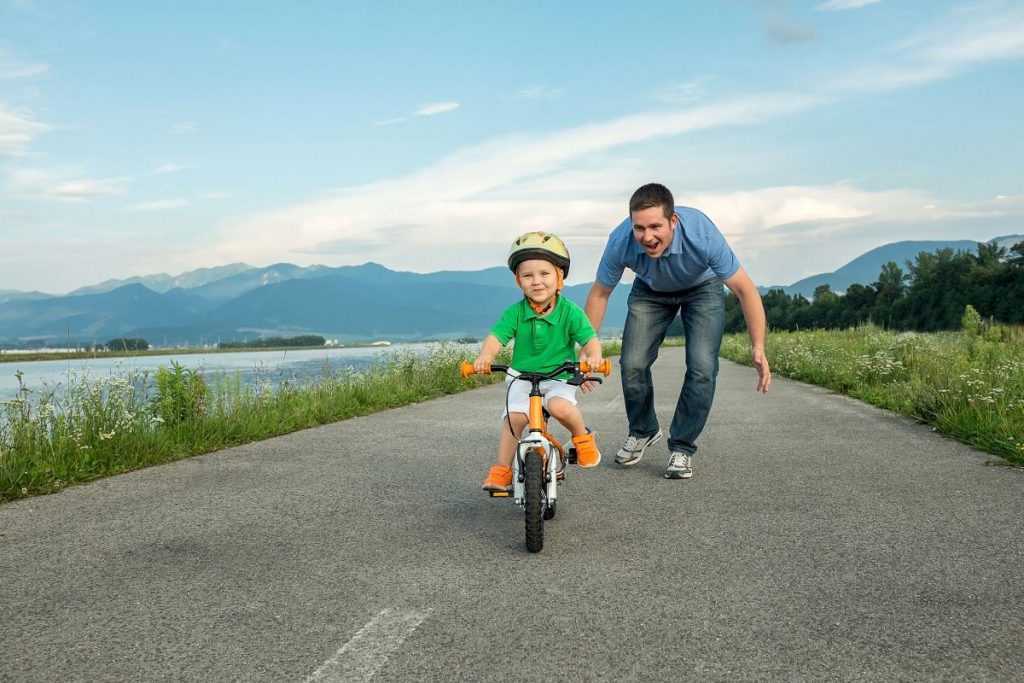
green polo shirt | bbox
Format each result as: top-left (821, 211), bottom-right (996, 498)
top-left (490, 295), bottom-right (596, 375)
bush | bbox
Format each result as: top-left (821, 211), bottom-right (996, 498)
top-left (150, 361), bottom-right (208, 426)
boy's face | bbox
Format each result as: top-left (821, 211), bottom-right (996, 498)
top-left (630, 205), bottom-right (678, 258)
top-left (515, 258), bottom-right (560, 305)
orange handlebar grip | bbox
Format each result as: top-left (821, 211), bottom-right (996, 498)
top-left (580, 359), bottom-right (612, 375)
top-left (460, 361), bottom-right (491, 377)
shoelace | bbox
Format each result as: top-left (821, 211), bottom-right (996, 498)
top-left (669, 453), bottom-right (689, 469)
top-left (622, 435), bottom-right (640, 451)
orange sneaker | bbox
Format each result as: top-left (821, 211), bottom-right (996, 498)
top-left (572, 430), bottom-right (601, 468)
top-left (482, 465), bottom-right (513, 492)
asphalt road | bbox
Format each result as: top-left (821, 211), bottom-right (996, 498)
top-left (2, 346), bottom-right (1022, 682)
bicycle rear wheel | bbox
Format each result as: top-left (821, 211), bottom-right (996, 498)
top-left (524, 449), bottom-right (544, 553)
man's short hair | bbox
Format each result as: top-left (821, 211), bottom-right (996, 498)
top-left (629, 183), bottom-right (675, 220)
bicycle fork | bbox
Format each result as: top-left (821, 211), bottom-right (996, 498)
top-left (513, 439), bottom-right (561, 506)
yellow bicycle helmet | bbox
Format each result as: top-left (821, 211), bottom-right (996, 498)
top-left (507, 231), bottom-right (571, 277)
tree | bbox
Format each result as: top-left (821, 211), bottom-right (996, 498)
top-left (872, 261), bottom-right (906, 328)
top-left (106, 337), bottom-right (149, 351)
top-left (898, 248), bottom-right (975, 331)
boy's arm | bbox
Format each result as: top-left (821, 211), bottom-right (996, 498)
top-left (577, 336), bottom-right (604, 394)
top-left (579, 336), bottom-right (603, 370)
top-left (474, 334), bottom-right (504, 373)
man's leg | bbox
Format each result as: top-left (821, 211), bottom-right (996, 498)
top-left (667, 279), bottom-right (725, 457)
top-left (619, 285), bottom-right (677, 442)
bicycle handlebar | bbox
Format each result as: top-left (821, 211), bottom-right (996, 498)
top-left (459, 358), bottom-right (612, 380)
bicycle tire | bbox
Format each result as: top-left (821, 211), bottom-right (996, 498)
top-left (524, 449), bottom-right (544, 553)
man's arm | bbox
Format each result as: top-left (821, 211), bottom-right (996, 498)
top-left (583, 281), bottom-right (614, 333)
top-left (722, 267), bottom-right (771, 393)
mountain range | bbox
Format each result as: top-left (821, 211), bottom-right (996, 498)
top-left (1, 234), bottom-right (1019, 346)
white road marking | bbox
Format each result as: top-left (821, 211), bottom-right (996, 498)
top-left (304, 608), bottom-right (429, 682)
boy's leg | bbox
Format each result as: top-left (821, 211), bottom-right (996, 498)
top-left (546, 397), bottom-right (601, 468)
top-left (497, 412), bottom-right (529, 467)
top-left (484, 412), bottom-right (527, 491)
top-left (545, 396), bottom-right (585, 435)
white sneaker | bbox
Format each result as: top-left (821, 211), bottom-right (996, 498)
top-left (665, 451), bottom-right (693, 479)
top-left (614, 429), bottom-right (663, 466)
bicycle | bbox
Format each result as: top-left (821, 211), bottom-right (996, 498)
top-left (460, 358), bottom-right (612, 553)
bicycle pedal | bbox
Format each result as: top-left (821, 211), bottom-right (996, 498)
top-left (488, 490), bottom-right (511, 497)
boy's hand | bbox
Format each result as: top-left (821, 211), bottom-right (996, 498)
top-left (578, 353), bottom-right (603, 394)
top-left (473, 354), bottom-right (493, 374)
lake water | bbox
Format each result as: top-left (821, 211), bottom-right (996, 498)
top-left (0, 343), bottom-right (473, 402)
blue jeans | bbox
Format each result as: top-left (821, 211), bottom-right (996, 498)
top-left (620, 277), bottom-right (725, 455)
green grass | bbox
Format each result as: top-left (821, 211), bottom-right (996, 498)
top-left (0, 342), bottom-right (622, 503)
top-left (720, 324), bottom-right (1024, 466)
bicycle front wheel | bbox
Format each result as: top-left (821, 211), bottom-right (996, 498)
top-left (524, 449), bottom-right (544, 553)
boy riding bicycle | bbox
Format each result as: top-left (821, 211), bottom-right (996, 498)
top-left (473, 231), bottom-right (605, 492)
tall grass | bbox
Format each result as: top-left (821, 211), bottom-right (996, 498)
top-left (0, 345), bottom-right (507, 502)
top-left (720, 323), bottom-right (1024, 465)
top-left (0, 342), bottom-right (620, 502)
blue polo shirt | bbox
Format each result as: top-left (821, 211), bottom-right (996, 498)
top-left (595, 206), bottom-right (740, 292)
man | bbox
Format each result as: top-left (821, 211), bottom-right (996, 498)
top-left (584, 183), bottom-right (771, 480)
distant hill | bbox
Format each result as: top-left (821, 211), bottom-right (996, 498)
top-left (0, 284), bottom-right (203, 341)
top-left (0, 290), bottom-right (53, 305)
top-left (68, 263), bottom-right (254, 296)
top-left (1, 234), bottom-right (1019, 345)
top-left (773, 235), bottom-right (1023, 298)
top-left (0, 267), bottom-right (630, 345)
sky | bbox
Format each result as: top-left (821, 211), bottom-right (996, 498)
top-left (1, 0), bottom-right (1022, 294)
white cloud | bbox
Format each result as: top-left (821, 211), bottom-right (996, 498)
top-left (513, 85), bottom-right (562, 100)
top-left (154, 162), bottom-right (189, 174)
top-left (375, 101), bottom-right (461, 126)
top-left (830, 5), bottom-right (1024, 93)
top-left (48, 177), bottom-right (131, 201)
top-left (656, 80), bottom-right (706, 104)
top-left (127, 198), bottom-right (191, 211)
top-left (195, 2), bottom-right (1024, 285)
top-left (171, 121), bottom-right (196, 134)
top-left (0, 103), bottom-right (49, 156)
top-left (6, 168), bottom-right (130, 201)
top-left (816, 0), bottom-right (881, 11)
top-left (0, 48), bottom-right (49, 79)
top-left (415, 102), bottom-right (460, 117)
top-left (208, 90), bottom-right (825, 269)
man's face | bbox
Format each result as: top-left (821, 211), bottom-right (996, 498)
top-left (630, 206), bottom-right (677, 258)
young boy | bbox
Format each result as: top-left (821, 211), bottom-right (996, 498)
top-left (474, 231), bottom-right (605, 492)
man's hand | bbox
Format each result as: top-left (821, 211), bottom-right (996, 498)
top-left (752, 347), bottom-right (771, 393)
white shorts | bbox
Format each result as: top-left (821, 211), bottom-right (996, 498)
top-left (501, 375), bottom-right (578, 418)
